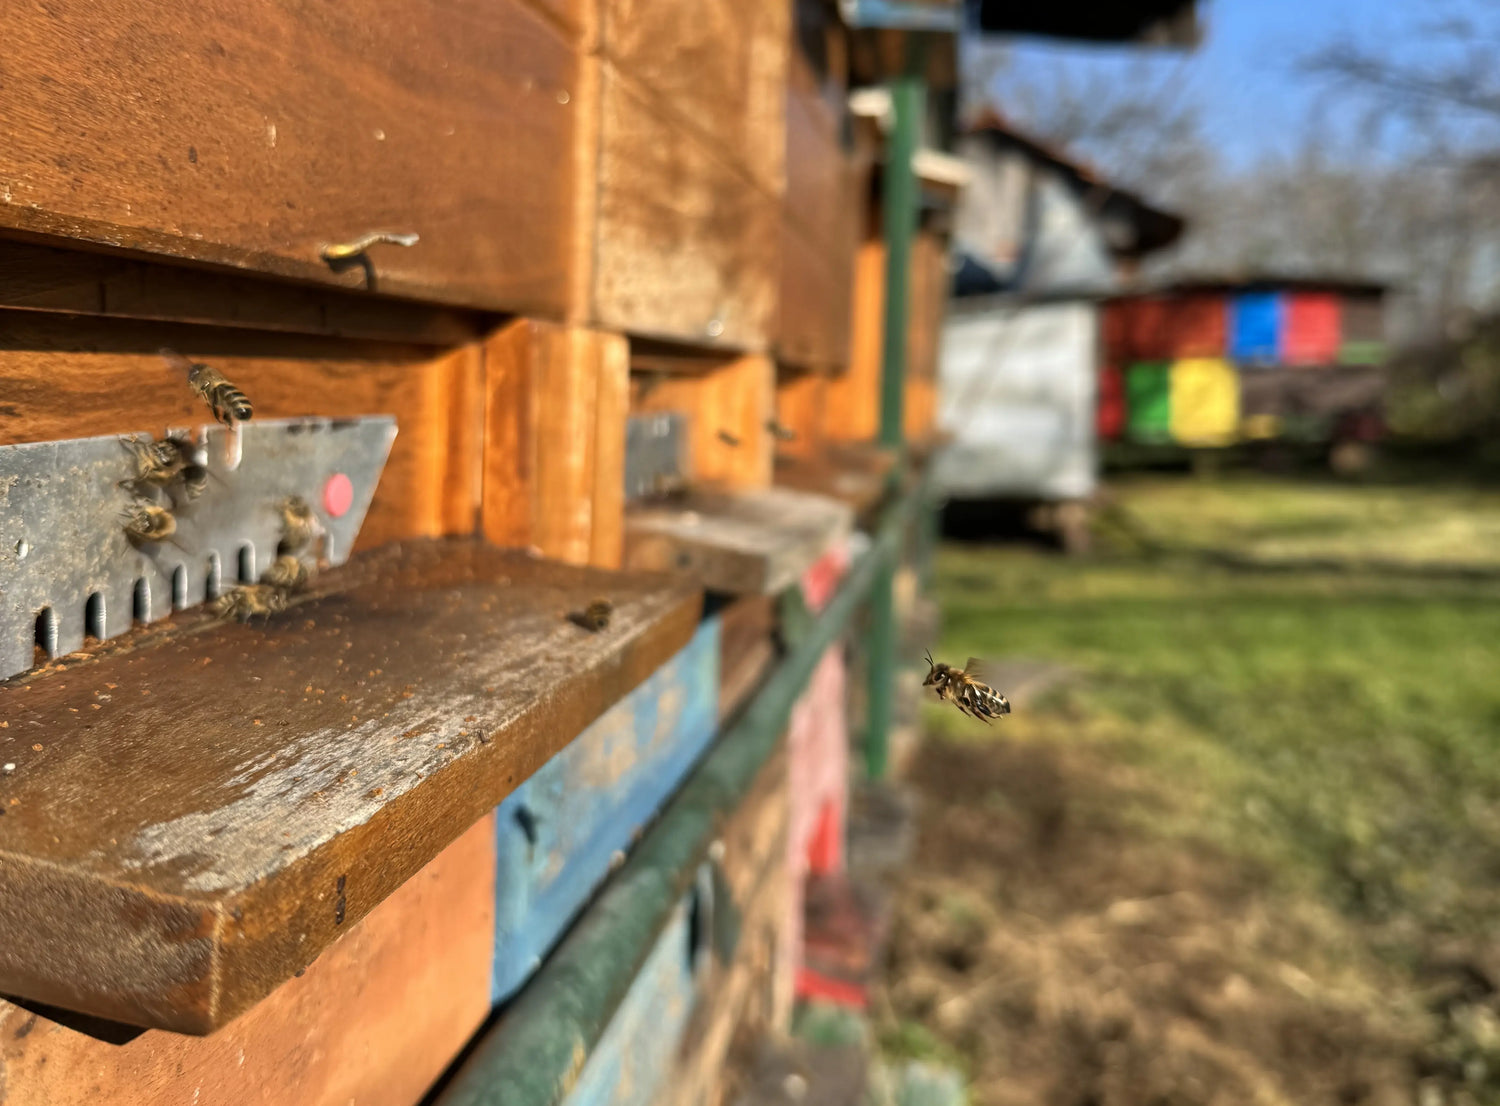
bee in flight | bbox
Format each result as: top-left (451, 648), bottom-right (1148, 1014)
top-left (120, 499), bottom-right (177, 545)
top-left (261, 554), bottom-right (311, 593)
top-left (161, 348), bottom-right (253, 427)
top-left (569, 598), bottom-right (613, 632)
top-left (923, 651), bottom-right (1011, 724)
top-left (210, 583), bottom-right (289, 623)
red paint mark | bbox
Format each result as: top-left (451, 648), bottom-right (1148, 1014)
top-left (323, 472), bottom-right (354, 518)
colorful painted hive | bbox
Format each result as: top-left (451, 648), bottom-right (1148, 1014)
top-left (1169, 358), bottom-right (1240, 445)
top-left (1339, 295), bottom-right (1385, 364)
top-left (1160, 293), bottom-right (1227, 357)
top-left (1125, 362), bottom-right (1172, 443)
top-left (1097, 364), bottom-right (1126, 439)
top-left (1282, 293), bottom-right (1341, 365)
top-left (1230, 292), bottom-right (1282, 365)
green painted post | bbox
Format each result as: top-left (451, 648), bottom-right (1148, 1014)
top-left (866, 36), bottom-right (926, 781)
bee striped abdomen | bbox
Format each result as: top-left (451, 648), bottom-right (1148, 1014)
top-left (189, 366), bottom-right (253, 425)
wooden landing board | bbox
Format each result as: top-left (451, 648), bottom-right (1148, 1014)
top-left (773, 447), bottom-right (895, 520)
top-left (0, 0), bottom-right (577, 314)
top-left (624, 487), bottom-right (852, 596)
top-left (0, 538), bottom-right (700, 1033)
top-left (0, 813), bottom-right (496, 1106)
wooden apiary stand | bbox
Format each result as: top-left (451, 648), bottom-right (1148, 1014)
top-left (0, 0), bottom-right (952, 1102)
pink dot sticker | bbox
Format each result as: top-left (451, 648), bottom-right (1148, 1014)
top-left (323, 473), bottom-right (354, 518)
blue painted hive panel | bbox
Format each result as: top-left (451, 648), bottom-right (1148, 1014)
top-left (491, 617), bottom-right (721, 1002)
top-left (1230, 292), bottom-right (1283, 365)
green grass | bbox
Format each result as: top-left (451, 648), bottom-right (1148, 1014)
top-left (932, 476), bottom-right (1500, 943)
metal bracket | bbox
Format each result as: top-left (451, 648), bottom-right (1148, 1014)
top-left (624, 413), bottom-right (689, 501)
top-left (0, 416), bottom-right (396, 681)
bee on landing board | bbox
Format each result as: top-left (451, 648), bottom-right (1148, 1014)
top-left (120, 434), bottom-right (188, 487)
top-left (923, 651), bottom-right (1011, 724)
top-left (210, 583), bottom-right (289, 623)
top-left (569, 598), bottom-right (613, 632)
top-left (161, 348), bottom-right (253, 427)
top-left (120, 499), bottom-right (177, 545)
top-left (261, 554), bottom-right (311, 593)
top-left (276, 496), bottom-right (318, 554)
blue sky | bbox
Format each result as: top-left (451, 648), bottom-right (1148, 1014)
top-left (980, 0), bottom-right (1496, 170)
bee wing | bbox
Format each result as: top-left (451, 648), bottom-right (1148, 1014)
top-left (160, 347), bottom-right (196, 377)
top-left (962, 657), bottom-right (989, 680)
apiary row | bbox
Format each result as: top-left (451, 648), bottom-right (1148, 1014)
top-left (0, 0), bottom-right (952, 1102)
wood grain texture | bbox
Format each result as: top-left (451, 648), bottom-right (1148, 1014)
top-left (775, 368), bottom-right (827, 461)
top-left (595, 66), bottom-right (779, 349)
top-left (632, 355), bottom-right (775, 489)
top-left (0, 0), bottom-right (577, 313)
top-left (601, 0), bottom-right (790, 197)
top-left (0, 813), bottom-right (496, 1106)
top-left (823, 241), bottom-right (886, 443)
top-left (0, 539), bottom-right (701, 1032)
top-left (483, 319), bottom-right (629, 567)
top-left (715, 595), bottom-right (778, 723)
top-left (0, 311), bottom-right (482, 550)
top-left (0, 239), bottom-right (485, 344)
top-left (624, 486), bottom-right (852, 596)
top-left (777, 220), bottom-right (854, 372)
top-left (663, 744), bottom-right (792, 1106)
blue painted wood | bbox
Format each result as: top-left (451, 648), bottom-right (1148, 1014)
top-left (491, 617), bottom-right (721, 1002)
top-left (562, 896), bottom-right (699, 1106)
top-left (1230, 292), bottom-right (1283, 366)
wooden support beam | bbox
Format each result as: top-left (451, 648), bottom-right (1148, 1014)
top-left (483, 319), bottom-right (629, 568)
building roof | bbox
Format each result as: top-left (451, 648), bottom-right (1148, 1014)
top-left (965, 110), bottom-right (1187, 259)
top-left (973, 0), bottom-right (1200, 44)
top-left (1110, 274), bottom-right (1390, 299)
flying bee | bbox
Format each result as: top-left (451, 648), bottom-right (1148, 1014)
top-left (766, 419), bottom-right (797, 443)
top-left (923, 651), bottom-right (1011, 724)
top-left (161, 347), bottom-right (253, 427)
top-left (716, 429), bottom-right (743, 448)
top-left (261, 554), bottom-right (311, 593)
top-left (569, 598), bottom-right (613, 632)
top-left (210, 583), bottom-right (289, 623)
top-left (276, 496), bottom-right (318, 553)
top-left (121, 499), bottom-right (177, 545)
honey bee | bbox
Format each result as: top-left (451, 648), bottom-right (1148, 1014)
top-left (923, 651), bottom-right (1011, 724)
top-left (716, 429), bottom-right (743, 448)
top-left (120, 434), bottom-right (188, 487)
top-left (210, 583), bottom-right (289, 623)
top-left (766, 420), bottom-right (797, 443)
top-left (178, 461), bottom-right (209, 501)
top-left (276, 496), bottom-right (318, 553)
top-left (261, 554), bottom-right (311, 593)
top-left (121, 499), bottom-right (177, 544)
top-left (161, 348), bottom-right (253, 426)
top-left (569, 598), bottom-right (613, 632)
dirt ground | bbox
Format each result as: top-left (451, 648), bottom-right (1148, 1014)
top-left (879, 732), bottom-right (1500, 1106)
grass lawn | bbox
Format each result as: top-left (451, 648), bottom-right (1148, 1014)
top-left (886, 475), bottom-right (1500, 1105)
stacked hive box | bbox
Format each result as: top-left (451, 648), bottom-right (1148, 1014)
top-left (1102, 282), bottom-right (1387, 448)
top-left (0, 0), bottom-right (945, 1104)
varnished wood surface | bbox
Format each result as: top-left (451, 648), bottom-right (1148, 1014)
top-left (0, 0), bottom-right (577, 314)
top-left (600, 0), bottom-right (790, 197)
top-left (632, 355), bottom-right (775, 489)
top-left (823, 241), bottom-right (886, 444)
top-left (774, 367), bottom-right (827, 459)
top-left (0, 311), bottom-right (483, 551)
top-left (595, 66), bottom-right (779, 349)
top-left (483, 319), bottom-right (628, 568)
top-left (0, 539), bottom-right (700, 1032)
top-left (624, 486), bottom-right (851, 596)
top-left (0, 814), bottom-right (496, 1104)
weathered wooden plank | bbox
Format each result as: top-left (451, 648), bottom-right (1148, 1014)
top-left (823, 241), bottom-right (887, 443)
top-left (595, 66), bottom-right (780, 349)
top-left (716, 594), bottom-right (778, 723)
top-left (777, 221), bottom-right (854, 372)
top-left (483, 320), bottom-right (630, 567)
top-left (0, 311), bottom-right (483, 551)
top-left (0, 539), bottom-right (700, 1032)
top-left (600, 0), bottom-right (790, 197)
top-left (0, 813), bottom-right (496, 1105)
top-left (773, 445), bottom-right (894, 520)
top-left (491, 619), bottom-right (719, 1002)
top-left (632, 355), bottom-right (776, 489)
top-left (0, 239), bottom-right (487, 344)
top-left (664, 745), bottom-right (793, 1106)
top-left (0, 0), bottom-right (579, 314)
top-left (624, 486), bottom-right (852, 596)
